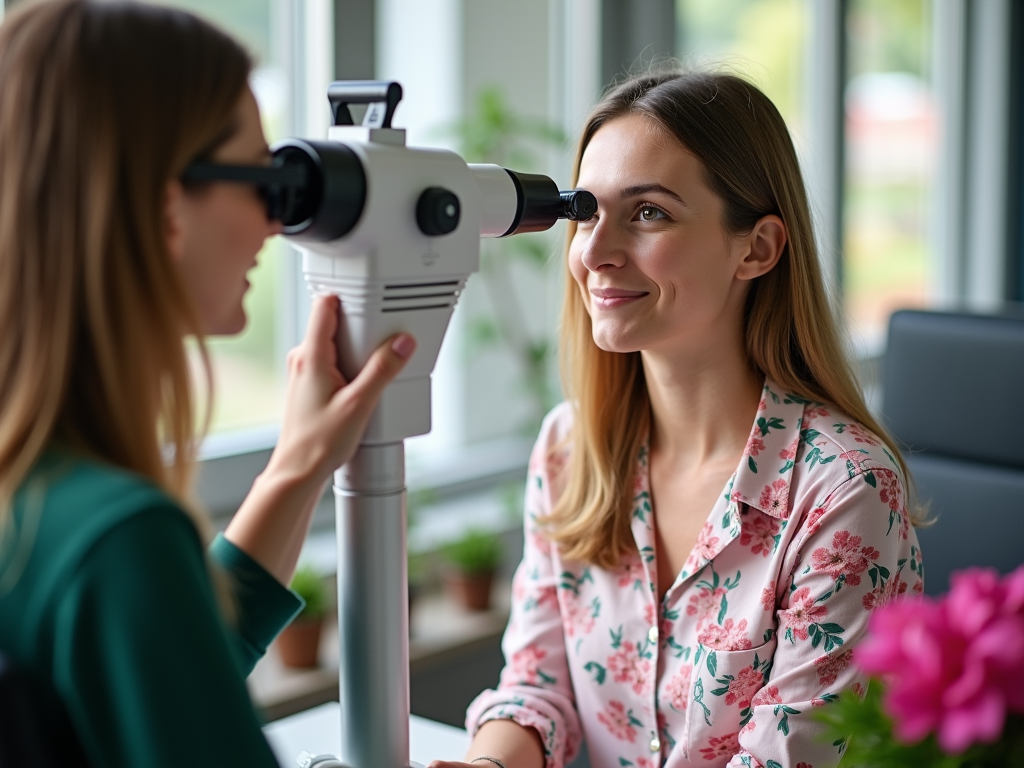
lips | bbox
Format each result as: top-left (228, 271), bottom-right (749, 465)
top-left (590, 286), bottom-right (648, 309)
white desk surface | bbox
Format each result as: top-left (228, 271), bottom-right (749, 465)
top-left (263, 702), bottom-right (470, 767)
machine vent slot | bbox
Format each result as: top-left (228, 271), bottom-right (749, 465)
top-left (380, 280), bottom-right (461, 312)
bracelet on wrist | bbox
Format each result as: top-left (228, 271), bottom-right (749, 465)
top-left (471, 757), bottom-right (508, 768)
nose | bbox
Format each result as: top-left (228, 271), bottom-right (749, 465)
top-left (579, 216), bottom-right (627, 272)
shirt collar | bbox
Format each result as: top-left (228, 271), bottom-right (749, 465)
top-left (729, 378), bottom-right (807, 519)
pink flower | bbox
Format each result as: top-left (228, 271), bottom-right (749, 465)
top-left (698, 618), bottom-right (752, 651)
top-left (844, 422), bottom-right (879, 445)
top-left (751, 685), bottom-right (782, 707)
top-left (607, 641), bottom-right (652, 696)
top-left (814, 649), bottom-right (852, 687)
top-left (761, 582), bottom-right (777, 612)
top-left (617, 553), bottom-right (645, 588)
top-left (740, 513), bottom-right (780, 558)
top-left (685, 521), bottom-right (720, 572)
top-left (782, 587), bottom-right (829, 641)
top-left (506, 644), bottom-right (548, 686)
top-left (856, 566), bottom-right (1024, 754)
top-left (666, 665), bottom-right (691, 711)
top-left (745, 431), bottom-right (766, 458)
top-left (779, 438), bottom-right (799, 461)
top-left (562, 590), bottom-right (595, 637)
top-left (686, 586), bottom-right (727, 629)
top-left (758, 479), bottom-right (789, 516)
top-left (725, 665), bottom-right (764, 708)
top-left (597, 700), bottom-right (638, 742)
top-left (811, 530), bottom-right (877, 586)
top-left (698, 732), bottom-right (739, 760)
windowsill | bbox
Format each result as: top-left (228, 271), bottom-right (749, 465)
top-left (249, 583), bottom-right (511, 722)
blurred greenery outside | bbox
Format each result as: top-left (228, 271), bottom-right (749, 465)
top-left (678, 0), bottom-right (934, 347)
top-left (164, 0), bottom-right (288, 433)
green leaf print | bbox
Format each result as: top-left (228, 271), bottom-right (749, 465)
top-left (627, 709), bottom-right (643, 728)
top-left (800, 428), bottom-right (822, 446)
top-left (584, 661), bottom-right (606, 684)
top-left (808, 622), bottom-right (846, 653)
top-left (779, 460), bottom-right (795, 473)
top-left (766, 760), bottom-right (783, 768)
top-left (693, 677), bottom-right (712, 726)
top-left (758, 416), bottom-right (785, 436)
top-left (610, 625), bottom-right (623, 649)
top-left (667, 637), bottom-right (689, 659)
top-left (640, 546), bottom-right (655, 564)
top-left (783, 392), bottom-right (814, 405)
top-left (748, 455), bottom-right (758, 473)
top-left (774, 703), bottom-right (801, 735)
top-left (537, 668), bottom-right (557, 685)
top-left (707, 650), bottom-right (718, 677)
top-left (864, 471), bottom-right (877, 488)
top-left (618, 759), bottom-right (633, 767)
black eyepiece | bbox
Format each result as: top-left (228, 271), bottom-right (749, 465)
top-left (560, 190), bottom-right (597, 221)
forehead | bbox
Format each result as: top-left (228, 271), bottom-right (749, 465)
top-left (577, 114), bottom-right (703, 189)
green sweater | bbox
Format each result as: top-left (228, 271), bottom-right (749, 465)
top-left (0, 451), bottom-right (303, 767)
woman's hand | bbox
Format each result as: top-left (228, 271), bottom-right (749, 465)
top-left (224, 293), bottom-right (416, 584)
top-left (268, 293), bottom-right (416, 484)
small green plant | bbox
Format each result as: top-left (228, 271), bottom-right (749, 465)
top-left (289, 564), bottom-right (329, 620)
top-left (442, 528), bottom-right (503, 575)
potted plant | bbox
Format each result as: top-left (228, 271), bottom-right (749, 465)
top-left (442, 527), bottom-right (503, 612)
top-left (276, 564), bottom-right (329, 668)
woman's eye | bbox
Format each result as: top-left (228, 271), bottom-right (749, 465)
top-left (638, 205), bottom-right (665, 222)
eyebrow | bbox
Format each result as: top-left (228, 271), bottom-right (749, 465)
top-left (620, 183), bottom-right (686, 206)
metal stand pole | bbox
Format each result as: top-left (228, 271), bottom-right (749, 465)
top-left (333, 442), bottom-right (410, 768)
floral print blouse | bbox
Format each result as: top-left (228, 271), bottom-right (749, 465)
top-left (466, 379), bottom-right (924, 768)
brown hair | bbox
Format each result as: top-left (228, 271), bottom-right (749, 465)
top-left (545, 71), bottom-right (918, 567)
top-left (0, 1), bottom-right (251, 538)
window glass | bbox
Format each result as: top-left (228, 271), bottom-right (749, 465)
top-left (844, 0), bottom-right (936, 348)
top-left (159, 0), bottom-right (290, 433)
top-left (676, 0), bottom-right (807, 133)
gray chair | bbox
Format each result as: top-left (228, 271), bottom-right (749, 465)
top-left (880, 308), bottom-right (1024, 596)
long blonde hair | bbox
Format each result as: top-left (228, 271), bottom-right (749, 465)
top-left (0, 1), bottom-right (250, 537)
top-left (545, 71), bottom-right (917, 568)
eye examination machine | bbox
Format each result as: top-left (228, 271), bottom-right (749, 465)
top-left (265, 81), bottom-right (595, 768)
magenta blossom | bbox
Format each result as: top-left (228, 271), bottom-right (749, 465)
top-left (855, 565), bottom-right (1024, 754)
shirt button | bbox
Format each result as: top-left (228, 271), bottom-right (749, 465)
top-left (648, 625), bottom-right (659, 643)
top-left (650, 735), bottom-right (661, 752)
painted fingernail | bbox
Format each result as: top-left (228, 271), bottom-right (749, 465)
top-left (391, 334), bottom-right (415, 358)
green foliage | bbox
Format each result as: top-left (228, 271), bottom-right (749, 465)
top-left (446, 86), bottom-right (568, 434)
top-left (442, 528), bottom-right (503, 575)
top-left (815, 684), bottom-right (1024, 768)
top-left (289, 565), bottom-right (329, 620)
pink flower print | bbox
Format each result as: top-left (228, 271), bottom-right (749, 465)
top-left (839, 449), bottom-right (868, 472)
top-left (877, 471), bottom-right (904, 513)
top-left (618, 553), bottom-right (645, 588)
top-left (725, 665), bottom-right (764, 708)
top-left (507, 644), bottom-right (548, 685)
top-left (665, 665), bottom-right (691, 712)
top-left (633, 758), bottom-right (656, 768)
top-left (686, 586), bottom-right (727, 629)
top-left (814, 648), bottom-right (852, 687)
top-left (698, 732), bottom-right (739, 760)
top-left (782, 587), bottom-right (828, 642)
top-left (845, 422), bottom-right (879, 445)
top-left (698, 618), bottom-right (752, 651)
top-left (745, 432), bottom-right (766, 458)
top-left (806, 405), bottom-right (830, 419)
top-left (738, 718), bottom-right (756, 738)
top-left (740, 513), bottom-right (780, 558)
top-left (752, 685), bottom-right (782, 708)
top-left (862, 571), bottom-right (908, 612)
top-left (804, 505), bottom-right (827, 535)
top-left (643, 602), bottom-right (656, 629)
top-left (596, 700), bottom-right (638, 743)
top-left (811, 530), bottom-right (876, 587)
top-left (796, 763), bottom-right (814, 768)
top-left (693, 521), bottom-right (719, 562)
top-left (779, 438), bottom-right (798, 461)
top-left (758, 479), bottom-right (789, 516)
top-left (850, 682), bottom-right (865, 699)
top-left (562, 590), bottom-right (596, 637)
top-left (607, 641), bottom-right (652, 696)
top-left (761, 581), bottom-right (777, 612)
top-left (528, 529), bottom-right (552, 557)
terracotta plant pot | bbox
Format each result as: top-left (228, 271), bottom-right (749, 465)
top-left (276, 617), bottom-right (323, 668)
top-left (444, 569), bottom-right (495, 612)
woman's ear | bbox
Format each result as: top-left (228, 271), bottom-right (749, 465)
top-left (164, 180), bottom-right (186, 262)
top-left (735, 214), bottom-right (787, 281)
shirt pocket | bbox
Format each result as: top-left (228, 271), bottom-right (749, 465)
top-left (681, 636), bottom-right (777, 763)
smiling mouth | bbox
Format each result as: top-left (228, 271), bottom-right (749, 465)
top-left (590, 288), bottom-right (648, 309)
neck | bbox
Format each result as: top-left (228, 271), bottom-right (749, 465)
top-left (642, 331), bottom-right (762, 471)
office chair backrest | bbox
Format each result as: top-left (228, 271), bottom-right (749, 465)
top-left (881, 308), bottom-right (1024, 595)
top-left (0, 650), bottom-right (90, 768)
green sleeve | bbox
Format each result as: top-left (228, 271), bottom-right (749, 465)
top-left (52, 509), bottom-right (283, 768)
top-left (209, 533), bottom-right (304, 675)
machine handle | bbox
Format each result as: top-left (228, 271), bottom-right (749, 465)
top-left (328, 81), bottom-right (403, 129)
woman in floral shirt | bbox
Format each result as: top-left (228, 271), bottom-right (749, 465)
top-left (429, 72), bottom-right (923, 768)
